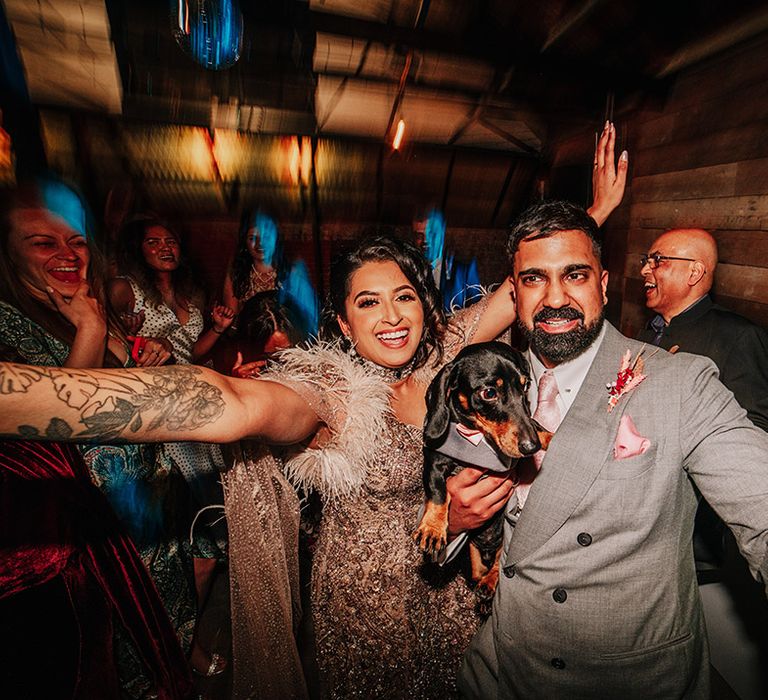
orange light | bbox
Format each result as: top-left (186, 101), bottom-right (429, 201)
top-left (392, 119), bottom-right (405, 150)
top-left (300, 137), bottom-right (312, 186)
top-left (187, 128), bottom-right (215, 179)
top-left (288, 136), bottom-right (301, 185)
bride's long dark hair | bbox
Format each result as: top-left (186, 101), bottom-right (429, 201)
top-left (321, 235), bottom-right (446, 371)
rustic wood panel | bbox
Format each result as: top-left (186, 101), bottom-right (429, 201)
top-left (665, 36), bottom-right (768, 109)
top-left (632, 122), bottom-right (768, 177)
top-left (631, 160), bottom-right (768, 203)
top-left (634, 80), bottom-right (768, 152)
top-left (631, 164), bottom-right (736, 202)
top-left (630, 195), bottom-right (768, 230)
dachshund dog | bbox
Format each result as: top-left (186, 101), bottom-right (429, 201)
top-left (413, 341), bottom-right (551, 613)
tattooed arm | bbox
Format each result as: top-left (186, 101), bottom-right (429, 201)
top-left (0, 362), bottom-right (320, 445)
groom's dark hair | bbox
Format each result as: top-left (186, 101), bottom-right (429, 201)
top-left (507, 200), bottom-right (602, 262)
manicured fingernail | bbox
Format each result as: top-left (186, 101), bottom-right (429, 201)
top-left (604, 120), bottom-right (610, 130)
top-left (620, 150), bottom-right (628, 161)
top-left (46, 286), bottom-right (54, 293)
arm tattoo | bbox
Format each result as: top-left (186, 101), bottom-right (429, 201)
top-left (0, 363), bottom-right (226, 442)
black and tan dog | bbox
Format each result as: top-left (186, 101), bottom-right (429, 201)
top-left (413, 341), bottom-right (551, 612)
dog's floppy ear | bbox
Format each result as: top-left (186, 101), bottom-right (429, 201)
top-left (424, 360), bottom-right (459, 447)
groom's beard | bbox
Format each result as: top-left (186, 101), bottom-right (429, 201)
top-left (518, 306), bottom-right (605, 365)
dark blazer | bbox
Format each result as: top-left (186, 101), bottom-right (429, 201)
top-left (459, 322), bottom-right (768, 700)
top-left (637, 294), bottom-right (768, 431)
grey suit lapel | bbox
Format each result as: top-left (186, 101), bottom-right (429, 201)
top-left (506, 323), bottom-right (638, 564)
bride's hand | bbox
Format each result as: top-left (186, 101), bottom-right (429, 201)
top-left (587, 121), bottom-right (628, 226)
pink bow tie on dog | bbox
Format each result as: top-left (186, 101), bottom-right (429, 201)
top-left (613, 415), bottom-right (650, 460)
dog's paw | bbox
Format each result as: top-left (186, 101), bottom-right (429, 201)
top-left (475, 592), bottom-right (494, 617)
top-left (412, 524), bottom-right (448, 557)
top-left (473, 564), bottom-right (500, 617)
top-left (413, 500), bottom-right (450, 557)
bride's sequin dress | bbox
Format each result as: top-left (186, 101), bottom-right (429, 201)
top-left (309, 415), bottom-right (480, 698)
top-left (225, 300), bottom-right (488, 699)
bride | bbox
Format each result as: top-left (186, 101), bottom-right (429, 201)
top-left (0, 125), bottom-right (626, 698)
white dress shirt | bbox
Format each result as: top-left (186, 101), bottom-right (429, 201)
top-left (526, 322), bottom-right (607, 419)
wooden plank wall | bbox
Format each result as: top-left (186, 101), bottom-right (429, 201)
top-left (552, 34), bottom-right (768, 339)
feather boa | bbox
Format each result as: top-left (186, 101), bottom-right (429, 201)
top-left (264, 341), bottom-right (392, 503)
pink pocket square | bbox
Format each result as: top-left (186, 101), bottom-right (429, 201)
top-left (613, 415), bottom-right (650, 460)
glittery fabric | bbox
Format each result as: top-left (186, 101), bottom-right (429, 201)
top-left (222, 441), bottom-right (308, 700)
top-left (294, 299), bottom-right (490, 698)
top-left (310, 414), bottom-right (480, 699)
top-left (224, 297), bottom-right (490, 699)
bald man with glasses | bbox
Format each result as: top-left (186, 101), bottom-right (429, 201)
top-left (638, 227), bottom-right (768, 698)
top-left (638, 228), bottom-right (768, 430)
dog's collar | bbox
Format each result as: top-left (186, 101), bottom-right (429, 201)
top-left (433, 422), bottom-right (514, 473)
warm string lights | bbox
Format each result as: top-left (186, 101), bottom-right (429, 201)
top-left (392, 118), bottom-right (406, 150)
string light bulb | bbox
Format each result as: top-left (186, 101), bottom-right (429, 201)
top-left (392, 118), bottom-right (405, 150)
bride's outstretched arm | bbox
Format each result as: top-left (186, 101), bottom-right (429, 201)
top-left (0, 362), bottom-right (320, 445)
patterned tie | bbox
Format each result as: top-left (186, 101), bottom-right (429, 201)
top-left (534, 369), bottom-right (562, 448)
top-left (515, 371), bottom-right (562, 511)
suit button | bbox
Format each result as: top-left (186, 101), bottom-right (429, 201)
top-left (551, 657), bottom-right (566, 670)
top-left (503, 565), bottom-right (515, 579)
top-left (577, 532), bottom-right (592, 546)
top-left (552, 587), bottom-right (567, 603)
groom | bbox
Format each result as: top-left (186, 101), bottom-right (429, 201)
top-left (454, 201), bottom-right (768, 699)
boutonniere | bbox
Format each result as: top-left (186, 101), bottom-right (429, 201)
top-left (606, 346), bottom-right (658, 412)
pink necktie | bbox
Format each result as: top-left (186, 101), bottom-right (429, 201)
top-left (533, 371), bottom-right (562, 469)
top-left (515, 371), bottom-right (562, 511)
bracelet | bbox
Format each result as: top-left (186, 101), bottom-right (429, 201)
top-left (212, 326), bottom-right (225, 334)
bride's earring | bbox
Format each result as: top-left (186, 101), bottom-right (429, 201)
top-left (345, 336), bottom-right (357, 357)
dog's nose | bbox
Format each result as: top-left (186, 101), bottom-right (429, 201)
top-left (518, 436), bottom-right (541, 456)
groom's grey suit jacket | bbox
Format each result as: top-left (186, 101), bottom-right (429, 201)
top-left (460, 322), bottom-right (768, 700)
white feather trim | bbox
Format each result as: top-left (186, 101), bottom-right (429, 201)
top-left (264, 341), bottom-right (392, 503)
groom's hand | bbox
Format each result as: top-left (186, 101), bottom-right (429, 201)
top-left (446, 466), bottom-right (516, 536)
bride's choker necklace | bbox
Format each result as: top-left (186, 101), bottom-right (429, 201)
top-left (357, 356), bottom-right (416, 383)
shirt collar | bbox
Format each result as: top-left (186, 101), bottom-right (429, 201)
top-left (646, 294), bottom-right (712, 331)
top-left (666, 294), bottom-right (712, 327)
top-left (527, 322), bottom-right (607, 415)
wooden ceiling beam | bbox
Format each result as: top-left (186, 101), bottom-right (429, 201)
top-left (478, 117), bottom-right (539, 155)
top-left (541, 0), bottom-right (610, 52)
top-left (309, 8), bottom-right (658, 91)
top-left (656, 5), bottom-right (768, 78)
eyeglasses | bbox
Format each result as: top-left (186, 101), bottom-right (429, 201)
top-left (640, 252), bottom-right (697, 269)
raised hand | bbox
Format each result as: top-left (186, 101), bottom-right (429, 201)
top-left (588, 121), bottom-right (629, 226)
top-left (211, 304), bottom-right (236, 334)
